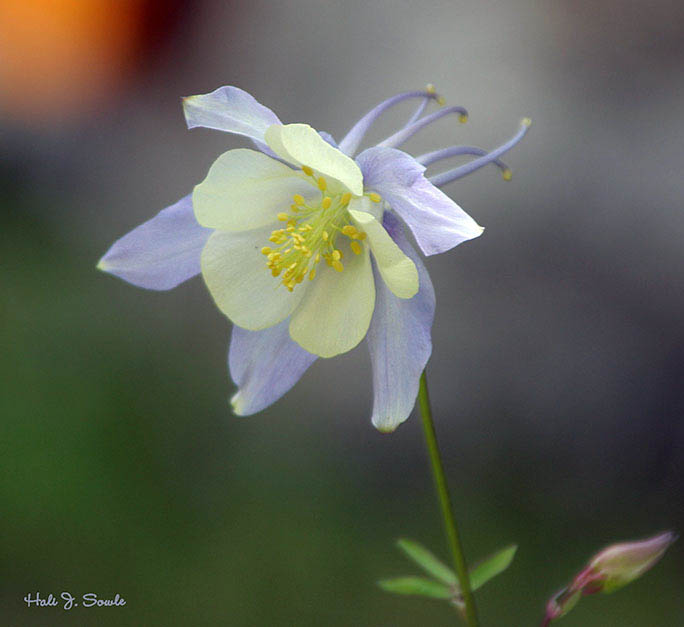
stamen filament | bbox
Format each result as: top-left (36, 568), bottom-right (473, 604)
top-left (429, 118), bottom-right (531, 187)
top-left (403, 83), bottom-right (442, 127)
top-left (416, 145), bottom-right (510, 177)
top-left (262, 189), bottom-right (367, 290)
top-left (338, 89), bottom-right (442, 157)
top-left (376, 104), bottom-right (469, 150)
top-left (404, 97), bottom-right (430, 127)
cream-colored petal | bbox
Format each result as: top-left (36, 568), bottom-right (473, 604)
top-left (201, 227), bottom-right (306, 330)
top-left (349, 202), bottom-right (418, 299)
top-left (264, 124), bottom-right (363, 196)
top-left (289, 241), bottom-right (375, 358)
top-left (347, 195), bottom-right (383, 220)
top-left (193, 148), bottom-right (315, 231)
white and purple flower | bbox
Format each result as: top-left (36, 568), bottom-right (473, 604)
top-left (98, 86), bottom-right (529, 431)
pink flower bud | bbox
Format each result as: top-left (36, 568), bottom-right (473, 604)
top-left (541, 531), bottom-right (676, 624)
top-left (587, 531), bottom-right (677, 593)
top-left (541, 587), bottom-right (581, 626)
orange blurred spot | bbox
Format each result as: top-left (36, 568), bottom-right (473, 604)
top-left (0, 0), bottom-right (146, 123)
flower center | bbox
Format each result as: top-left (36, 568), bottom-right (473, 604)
top-left (261, 167), bottom-right (379, 292)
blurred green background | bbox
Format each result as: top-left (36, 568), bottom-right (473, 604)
top-left (2, 0), bottom-right (683, 624)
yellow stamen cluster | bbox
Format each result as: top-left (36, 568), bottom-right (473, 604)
top-left (261, 168), bottom-right (372, 291)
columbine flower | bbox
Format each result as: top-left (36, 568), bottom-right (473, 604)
top-left (98, 85), bottom-right (529, 431)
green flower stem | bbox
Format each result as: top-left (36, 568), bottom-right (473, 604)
top-left (418, 370), bottom-right (479, 626)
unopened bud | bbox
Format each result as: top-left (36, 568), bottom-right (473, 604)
top-left (541, 531), bottom-right (676, 624)
top-left (587, 531), bottom-right (677, 593)
top-left (541, 587), bottom-right (581, 626)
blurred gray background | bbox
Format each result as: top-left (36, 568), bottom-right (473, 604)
top-left (2, 0), bottom-right (683, 624)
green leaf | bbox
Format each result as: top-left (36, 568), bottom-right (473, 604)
top-left (469, 544), bottom-right (518, 591)
top-left (396, 538), bottom-right (457, 585)
top-left (378, 577), bottom-right (452, 599)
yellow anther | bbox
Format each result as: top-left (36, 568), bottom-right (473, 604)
top-left (522, 117), bottom-right (532, 127)
top-left (437, 96), bottom-right (446, 106)
top-left (502, 169), bottom-right (512, 181)
top-left (426, 83), bottom-right (436, 94)
top-left (302, 165), bottom-right (313, 176)
top-left (263, 183), bottom-right (377, 290)
top-left (458, 113), bottom-right (468, 123)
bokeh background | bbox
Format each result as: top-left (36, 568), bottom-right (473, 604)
top-left (2, 0), bottom-right (683, 624)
